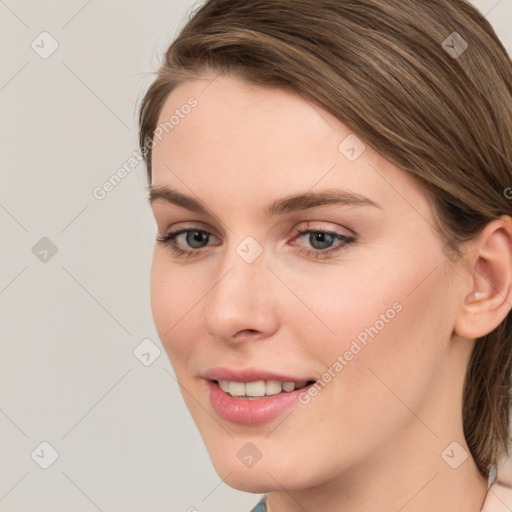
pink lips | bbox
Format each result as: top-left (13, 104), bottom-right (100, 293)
top-left (203, 367), bottom-right (316, 425)
top-left (203, 366), bottom-right (315, 383)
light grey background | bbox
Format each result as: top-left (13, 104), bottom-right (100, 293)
top-left (0, 1), bottom-right (510, 511)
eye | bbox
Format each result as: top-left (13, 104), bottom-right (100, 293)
top-left (291, 228), bottom-right (356, 258)
top-left (179, 230), bottom-right (209, 249)
top-left (156, 224), bottom-right (356, 259)
top-left (155, 228), bottom-right (219, 257)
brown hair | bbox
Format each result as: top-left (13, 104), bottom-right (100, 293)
top-left (138, 0), bottom-right (512, 477)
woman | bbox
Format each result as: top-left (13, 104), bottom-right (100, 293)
top-left (138, 0), bottom-right (512, 510)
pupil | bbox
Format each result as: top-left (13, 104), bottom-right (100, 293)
top-left (311, 232), bottom-right (333, 249)
top-left (187, 231), bottom-right (208, 248)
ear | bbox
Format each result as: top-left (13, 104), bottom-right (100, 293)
top-left (454, 215), bottom-right (512, 339)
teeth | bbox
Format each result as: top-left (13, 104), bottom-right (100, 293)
top-left (282, 382), bottom-right (295, 392)
top-left (218, 380), bottom-right (230, 393)
top-left (228, 381), bottom-right (245, 397)
top-left (265, 380), bottom-right (282, 396)
top-left (245, 381), bottom-right (266, 397)
top-left (218, 379), bottom-right (310, 398)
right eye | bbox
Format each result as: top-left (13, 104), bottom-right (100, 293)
top-left (156, 228), bottom-right (220, 257)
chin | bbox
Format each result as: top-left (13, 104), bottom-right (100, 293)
top-left (207, 450), bottom-right (312, 493)
top-left (220, 467), bottom-right (294, 494)
top-left (223, 474), bottom-right (274, 494)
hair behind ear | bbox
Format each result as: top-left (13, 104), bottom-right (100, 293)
top-left (463, 314), bottom-right (512, 475)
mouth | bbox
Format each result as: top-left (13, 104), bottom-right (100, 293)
top-left (206, 377), bottom-right (318, 425)
top-left (213, 379), bottom-right (316, 399)
top-left (202, 367), bottom-right (318, 424)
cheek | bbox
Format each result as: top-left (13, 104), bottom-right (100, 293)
top-left (282, 243), bottom-right (450, 399)
top-left (311, 255), bottom-right (450, 423)
top-left (149, 252), bottom-right (204, 367)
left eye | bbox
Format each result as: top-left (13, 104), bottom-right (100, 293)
top-left (177, 230), bottom-right (210, 249)
top-left (156, 227), bottom-right (355, 258)
top-left (295, 229), bottom-right (344, 250)
top-left (291, 228), bottom-right (355, 257)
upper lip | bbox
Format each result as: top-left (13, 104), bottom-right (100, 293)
top-left (203, 367), bottom-right (316, 383)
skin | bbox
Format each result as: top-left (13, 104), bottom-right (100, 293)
top-left (149, 73), bottom-right (512, 512)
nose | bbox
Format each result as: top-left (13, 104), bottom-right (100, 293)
top-left (204, 242), bottom-right (280, 344)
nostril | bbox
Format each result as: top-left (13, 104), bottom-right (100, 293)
top-left (234, 329), bottom-right (259, 338)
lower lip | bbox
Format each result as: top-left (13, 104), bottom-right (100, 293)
top-left (207, 380), bottom-right (314, 425)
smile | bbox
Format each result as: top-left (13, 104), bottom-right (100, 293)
top-left (217, 379), bottom-right (313, 399)
top-left (207, 379), bottom-right (317, 425)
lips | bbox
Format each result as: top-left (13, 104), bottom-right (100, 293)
top-left (203, 366), bottom-right (316, 383)
top-left (206, 379), bottom-right (316, 425)
top-left (203, 367), bottom-right (318, 425)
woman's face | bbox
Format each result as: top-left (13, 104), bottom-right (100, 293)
top-left (149, 74), bottom-right (473, 492)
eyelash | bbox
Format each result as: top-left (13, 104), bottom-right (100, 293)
top-left (155, 226), bottom-right (356, 259)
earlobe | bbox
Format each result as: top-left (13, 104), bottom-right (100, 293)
top-left (454, 216), bottom-right (512, 340)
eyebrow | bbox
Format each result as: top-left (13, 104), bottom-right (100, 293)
top-left (147, 185), bottom-right (381, 216)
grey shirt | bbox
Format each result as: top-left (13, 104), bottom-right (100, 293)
top-left (249, 496), bottom-right (267, 512)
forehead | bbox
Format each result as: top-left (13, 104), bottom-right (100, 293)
top-left (150, 74), bottom-right (430, 223)
top-left (152, 73), bottom-right (338, 166)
